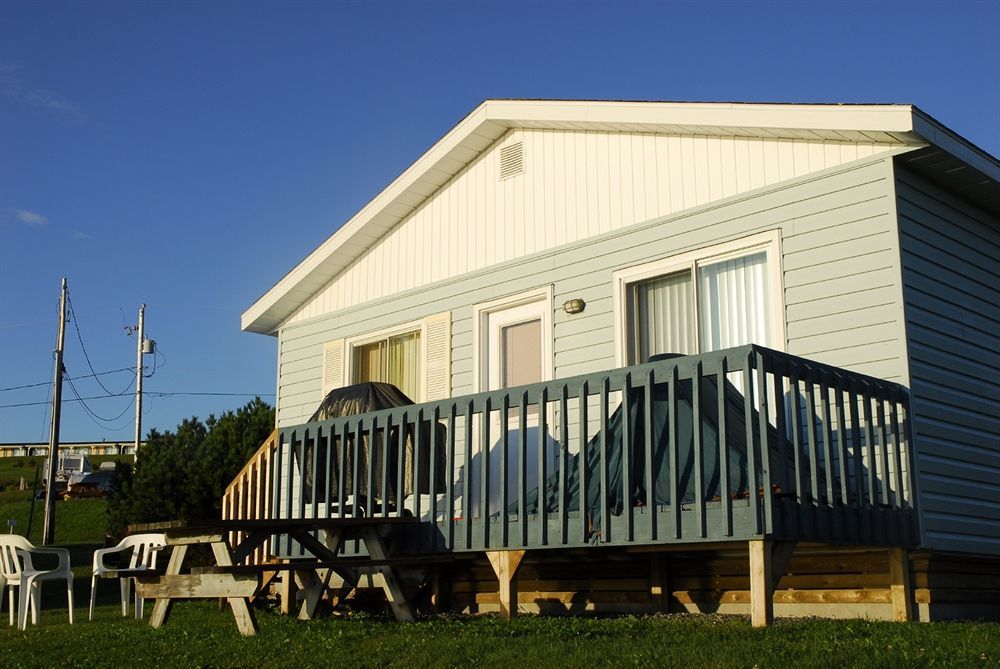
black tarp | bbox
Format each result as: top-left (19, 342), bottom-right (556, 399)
top-left (520, 361), bottom-right (791, 530)
top-left (296, 382), bottom-right (447, 508)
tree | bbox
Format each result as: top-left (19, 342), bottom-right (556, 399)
top-left (106, 398), bottom-right (274, 537)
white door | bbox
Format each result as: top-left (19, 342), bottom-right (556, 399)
top-left (473, 298), bottom-right (557, 517)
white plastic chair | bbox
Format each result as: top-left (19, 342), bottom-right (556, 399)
top-left (89, 533), bottom-right (165, 621)
top-left (0, 535), bottom-right (74, 630)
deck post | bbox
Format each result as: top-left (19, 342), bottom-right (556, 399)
top-left (650, 553), bottom-right (670, 612)
top-left (749, 540), bottom-right (773, 627)
top-left (486, 550), bottom-right (525, 620)
top-left (888, 548), bottom-right (913, 622)
top-left (279, 561), bottom-right (296, 616)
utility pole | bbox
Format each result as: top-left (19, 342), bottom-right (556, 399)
top-left (134, 303), bottom-right (145, 461)
top-left (42, 277), bottom-right (68, 546)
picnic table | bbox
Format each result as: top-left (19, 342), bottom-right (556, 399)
top-left (128, 516), bottom-right (418, 636)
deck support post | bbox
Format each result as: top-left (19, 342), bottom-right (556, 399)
top-left (650, 553), bottom-right (670, 612)
top-left (278, 561), bottom-right (296, 616)
top-left (888, 548), bottom-right (913, 622)
top-left (749, 540), bottom-right (796, 627)
top-left (486, 550), bottom-right (525, 621)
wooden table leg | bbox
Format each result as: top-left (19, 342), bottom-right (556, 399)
top-left (361, 527), bottom-right (414, 622)
top-left (149, 544), bottom-right (187, 629)
top-left (210, 541), bottom-right (259, 636)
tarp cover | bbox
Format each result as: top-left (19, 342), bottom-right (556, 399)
top-left (520, 369), bottom-right (790, 530)
top-left (298, 382), bottom-right (447, 506)
top-left (308, 382), bottom-right (414, 423)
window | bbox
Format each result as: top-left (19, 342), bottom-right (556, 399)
top-left (614, 232), bottom-right (783, 365)
top-left (352, 330), bottom-right (422, 401)
top-left (321, 312), bottom-right (452, 404)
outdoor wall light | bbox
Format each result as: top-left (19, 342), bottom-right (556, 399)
top-left (562, 298), bottom-right (586, 315)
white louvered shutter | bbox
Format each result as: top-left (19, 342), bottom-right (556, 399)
top-left (321, 338), bottom-right (345, 397)
top-left (423, 312), bottom-right (451, 401)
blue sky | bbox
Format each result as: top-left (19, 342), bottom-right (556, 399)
top-left (1, 0), bottom-right (998, 444)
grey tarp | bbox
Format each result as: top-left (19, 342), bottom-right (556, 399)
top-left (297, 382), bottom-right (447, 508)
top-left (519, 366), bottom-right (791, 530)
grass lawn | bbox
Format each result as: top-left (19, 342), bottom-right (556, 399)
top-left (0, 599), bottom-right (997, 669)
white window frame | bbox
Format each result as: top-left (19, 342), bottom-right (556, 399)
top-left (472, 286), bottom-right (554, 393)
top-left (612, 230), bottom-right (785, 367)
top-left (344, 318), bottom-right (427, 401)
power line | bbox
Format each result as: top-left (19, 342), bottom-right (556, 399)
top-left (0, 367), bottom-right (134, 393)
top-left (0, 390), bottom-right (274, 409)
top-left (64, 374), bottom-right (135, 430)
top-left (67, 295), bottom-right (134, 396)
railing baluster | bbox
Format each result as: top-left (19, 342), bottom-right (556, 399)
top-left (297, 430), bottom-right (307, 525)
top-left (693, 362), bottom-right (705, 539)
top-left (848, 383), bottom-right (867, 542)
top-left (481, 397), bottom-right (491, 550)
top-left (743, 357), bottom-right (761, 535)
top-left (353, 419), bottom-right (363, 519)
top-left (600, 377), bottom-right (610, 542)
top-left (805, 378), bottom-right (821, 536)
top-left (368, 416), bottom-right (378, 520)
top-left (464, 400), bottom-right (473, 551)
top-left (338, 421), bottom-right (348, 519)
top-left (382, 415), bottom-right (391, 519)
top-left (537, 386), bottom-right (548, 547)
top-left (285, 431), bottom-right (295, 553)
top-left (771, 359), bottom-right (789, 499)
top-left (755, 352), bottom-right (773, 535)
top-left (643, 369), bottom-right (656, 541)
top-left (396, 412), bottom-right (406, 521)
top-left (668, 366), bottom-right (680, 540)
top-left (890, 400), bottom-right (907, 543)
top-left (820, 378), bottom-right (836, 522)
top-left (833, 384), bottom-right (851, 540)
top-left (447, 403), bottom-right (456, 550)
top-left (789, 375), bottom-right (806, 536)
top-left (862, 393), bottom-right (878, 542)
top-left (310, 428), bottom-right (319, 522)
top-left (519, 390), bottom-right (528, 548)
top-left (717, 357), bottom-right (731, 537)
top-left (876, 398), bottom-right (891, 509)
top-left (430, 407), bottom-right (440, 526)
top-left (621, 373), bottom-right (634, 543)
top-left (559, 384), bottom-right (569, 546)
top-left (414, 409), bottom-right (424, 523)
top-left (500, 396), bottom-right (509, 548)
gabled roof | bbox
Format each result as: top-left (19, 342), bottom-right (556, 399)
top-left (242, 100), bottom-right (1000, 335)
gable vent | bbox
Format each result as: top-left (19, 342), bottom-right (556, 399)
top-left (499, 142), bottom-right (524, 180)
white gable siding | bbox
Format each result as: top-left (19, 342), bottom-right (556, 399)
top-left (286, 129), bottom-right (904, 325)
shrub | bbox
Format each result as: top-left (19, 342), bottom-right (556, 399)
top-left (106, 397), bottom-right (274, 537)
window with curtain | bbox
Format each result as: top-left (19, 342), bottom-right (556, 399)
top-left (352, 330), bottom-right (421, 401)
top-left (626, 250), bottom-right (772, 364)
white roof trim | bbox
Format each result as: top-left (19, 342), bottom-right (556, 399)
top-left (242, 100), bottom-right (994, 335)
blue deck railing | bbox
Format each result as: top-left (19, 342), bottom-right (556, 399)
top-left (267, 345), bottom-right (919, 557)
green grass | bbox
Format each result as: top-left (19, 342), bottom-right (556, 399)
top-left (0, 601), bottom-right (997, 669)
top-left (0, 498), bottom-right (108, 544)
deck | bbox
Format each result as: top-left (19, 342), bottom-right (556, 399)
top-left (223, 344), bottom-right (921, 624)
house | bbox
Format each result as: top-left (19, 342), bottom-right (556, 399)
top-left (237, 100), bottom-right (1000, 623)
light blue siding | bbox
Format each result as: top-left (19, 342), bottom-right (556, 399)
top-left (896, 165), bottom-right (1000, 555)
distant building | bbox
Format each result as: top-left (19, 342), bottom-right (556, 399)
top-left (0, 440), bottom-right (139, 458)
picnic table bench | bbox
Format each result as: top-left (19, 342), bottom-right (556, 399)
top-left (128, 516), bottom-right (418, 636)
